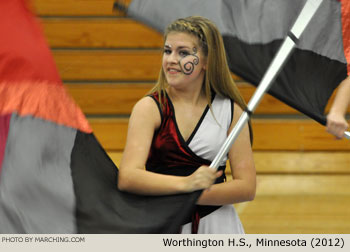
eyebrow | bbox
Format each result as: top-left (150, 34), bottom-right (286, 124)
top-left (164, 44), bottom-right (191, 50)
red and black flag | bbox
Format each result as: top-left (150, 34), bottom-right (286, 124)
top-left (125, 0), bottom-right (350, 125)
top-left (0, 0), bottom-right (90, 233)
top-left (0, 0), bottom-right (200, 233)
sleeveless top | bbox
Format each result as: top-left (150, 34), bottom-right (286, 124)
top-left (146, 91), bottom-right (234, 224)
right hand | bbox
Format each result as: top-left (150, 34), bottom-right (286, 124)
top-left (326, 113), bottom-right (349, 139)
top-left (183, 165), bottom-right (223, 192)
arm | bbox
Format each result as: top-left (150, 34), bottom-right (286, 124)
top-left (326, 76), bottom-right (350, 139)
top-left (118, 96), bottom-right (221, 195)
top-left (196, 103), bottom-right (256, 205)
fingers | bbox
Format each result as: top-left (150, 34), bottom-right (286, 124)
top-left (202, 170), bottom-right (223, 193)
top-left (186, 165), bottom-right (220, 192)
top-left (326, 121), bottom-right (348, 139)
top-left (326, 114), bottom-right (349, 139)
top-left (216, 170), bottom-right (223, 178)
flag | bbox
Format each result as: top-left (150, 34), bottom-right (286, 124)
top-left (0, 0), bottom-right (200, 233)
top-left (125, 0), bottom-right (349, 125)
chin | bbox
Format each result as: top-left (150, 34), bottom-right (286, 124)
top-left (167, 82), bottom-right (179, 88)
top-left (166, 79), bottom-right (181, 87)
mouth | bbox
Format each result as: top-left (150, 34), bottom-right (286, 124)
top-left (167, 67), bottom-right (181, 74)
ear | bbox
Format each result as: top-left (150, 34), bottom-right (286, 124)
top-left (202, 61), bottom-right (207, 70)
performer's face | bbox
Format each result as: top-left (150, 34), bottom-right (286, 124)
top-left (163, 32), bottom-right (206, 89)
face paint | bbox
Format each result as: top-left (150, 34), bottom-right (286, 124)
top-left (179, 47), bottom-right (199, 75)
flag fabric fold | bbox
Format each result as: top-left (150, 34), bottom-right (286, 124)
top-left (71, 131), bottom-right (201, 233)
top-left (127, 0), bottom-right (349, 125)
top-left (341, 0), bottom-right (350, 75)
top-left (0, 0), bottom-right (89, 233)
top-left (0, 0), bottom-right (200, 233)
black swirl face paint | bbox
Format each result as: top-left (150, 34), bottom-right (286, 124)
top-left (179, 47), bottom-right (199, 75)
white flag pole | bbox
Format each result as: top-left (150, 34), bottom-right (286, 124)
top-left (345, 131), bottom-right (350, 139)
top-left (210, 0), bottom-right (324, 169)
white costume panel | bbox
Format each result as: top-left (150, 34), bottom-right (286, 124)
top-left (183, 94), bottom-right (245, 234)
top-left (188, 95), bottom-right (232, 167)
top-left (181, 205), bottom-right (244, 234)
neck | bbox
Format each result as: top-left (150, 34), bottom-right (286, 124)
top-left (167, 71), bottom-right (207, 105)
top-left (167, 85), bottom-right (206, 106)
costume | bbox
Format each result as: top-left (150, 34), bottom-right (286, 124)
top-left (146, 92), bottom-right (244, 234)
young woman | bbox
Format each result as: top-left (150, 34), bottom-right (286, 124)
top-left (118, 16), bottom-right (256, 233)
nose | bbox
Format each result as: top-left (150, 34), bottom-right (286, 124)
top-left (167, 52), bottom-right (178, 64)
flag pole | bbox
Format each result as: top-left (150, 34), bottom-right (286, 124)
top-left (345, 131), bottom-right (350, 139)
top-left (210, 0), bottom-right (324, 170)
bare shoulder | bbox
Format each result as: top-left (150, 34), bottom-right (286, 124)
top-left (229, 102), bottom-right (252, 142)
top-left (131, 96), bottom-right (159, 116)
top-left (130, 96), bottom-right (161, 128)
top-left (232, 102), bottom-right (244, 120)
top-left (133, 96), bottom-right (158, 111)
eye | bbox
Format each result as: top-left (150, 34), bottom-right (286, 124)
top-left (179, 50), bottom-right (190, 57)
top-left (163, 49), bottom-right (171, 55)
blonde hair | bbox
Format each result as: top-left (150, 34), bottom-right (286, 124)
top-left (148, 16), bottom-right (253, 142)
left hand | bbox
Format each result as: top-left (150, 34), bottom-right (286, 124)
top-left (326, 112), bottom-right (349, 139)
